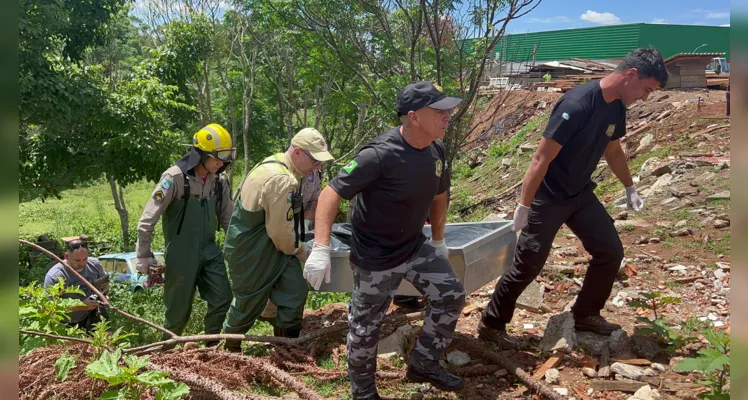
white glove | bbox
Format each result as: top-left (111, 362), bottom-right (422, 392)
top-left (431, 239), bottom-right (448, 258)
top-left (625, 186), bottom-right (644, 212)
top-left (295, 243), bottom-right (311, 262)
top-left (302, 242), bottom-right (331, 290)
top-left (512, 203), bottom-right (531, 232)
top-left (136, 257), bottom-right (155, 274)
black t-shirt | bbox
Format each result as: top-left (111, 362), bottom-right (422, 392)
top-left (328, 127), bottom-right (450, 271)
top-left (541, 80), bottom-right (626, 202)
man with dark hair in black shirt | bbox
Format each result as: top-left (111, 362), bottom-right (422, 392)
top-left (478, 48), bottom-right (669, 348)
top-left (304, 81), bottom-right (466, 399)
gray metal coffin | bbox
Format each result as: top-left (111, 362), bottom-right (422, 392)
top-left (315, 221), bottom-right (517, 295)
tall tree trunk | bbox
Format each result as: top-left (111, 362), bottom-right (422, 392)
top-left (109, 176), bottom-right (130, 251)
top-left (203, 59), bottom-right (213, 122)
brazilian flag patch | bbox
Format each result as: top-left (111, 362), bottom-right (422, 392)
top-left (343, 160), bottom-right (358, 174)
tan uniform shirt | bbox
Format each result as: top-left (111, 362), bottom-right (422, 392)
top-left (136, 165), bottom-right (233, 258)
top-left (239, 152), bottom-right (303, 256)
top-left (301, 171), bottom-right (322, 213)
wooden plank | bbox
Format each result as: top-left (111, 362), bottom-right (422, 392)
top-left (532, 353), bottom-right (565, 380)
top-left (611, 358), bottom-right (653, 366)
top-left (590, 380), bottom-right (646, 393)
top-left (590, 378), bottom-right (704, 393)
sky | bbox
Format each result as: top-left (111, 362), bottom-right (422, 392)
top-left (505, 0), bottom-right (731, 34)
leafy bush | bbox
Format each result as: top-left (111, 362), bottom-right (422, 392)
top-left (19, 280), bottom-right (87, 354)
top-left (86, 349), bottom-right (189, 400)
top-left (628, 291), bottom-right (695, 350)
top-left (674, 329), bottom-right (730, 399)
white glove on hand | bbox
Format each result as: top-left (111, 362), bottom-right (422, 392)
top-left (431, 239), bottom-right (448, 259)
top-left (512, 204), bottom-right (531, 232)
top-left (136, 257), bottom-right (155, 274)
top-left (302, 242), bottom-right (331, 291)
top-left (625, 186), bottom-right (644, 212)
top-left (295, 243), bottom-right (311, 262)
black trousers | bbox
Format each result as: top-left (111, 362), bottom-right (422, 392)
top-left (482, 189), bottom-right (623, 329)
top-left (70, 307), bottom-right (110, 332)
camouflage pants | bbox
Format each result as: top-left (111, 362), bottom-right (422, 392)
top-left (347, 242), bottom-right (466, 399)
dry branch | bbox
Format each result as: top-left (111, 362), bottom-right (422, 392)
top-left (126, 311), bottom-right (425, 354)
top-left (149, 362), bottom-right (269, 400)
top-left (19, 329), bottom-right (94, 346)
top-left (455, 334), bottom-right (565, 400)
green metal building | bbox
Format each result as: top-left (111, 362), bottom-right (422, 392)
top-left (483, 23), bottom-right (729, 63)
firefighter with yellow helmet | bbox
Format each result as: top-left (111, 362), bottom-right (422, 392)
top-left (136, 123), bottom-right (235, 347)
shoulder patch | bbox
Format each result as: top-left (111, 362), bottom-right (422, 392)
top-left (153, 190), bottom-right (165, 205)
top-left (343, 160), bottom-right (358, 174)
top-left (160, 177), bottom-right (173, 191)
top-left (286, 206), bottom-right (294, 221)
top-left (605, 124), bottom-right (616, 137)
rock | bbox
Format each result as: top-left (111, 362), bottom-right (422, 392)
top-left (611, 292), bottom-right (627, 308)
top-left (482, 213), bottom-right (509, 222)
top-left (648, 237), bottom-right (660, 243)
top-left (667, 264), bottom-right (687, 272)
top-left (545, 368), bottom-right (560, 384)
top-left (627, 384), bottom-right (661, 400)
top-left (659, 197), bottom-right (679, 206)
top-left (675, 220), bottom-right (688, 227)
top-left (563, 296), bottom-right (577, 312)
top-left (377, 324), bottom-right (415, 358)
top-left (650, 163), bottom-right (674, 177)
top-left (494, 368), bottom-right (508, 377)
top-left (615, 211), bottom-right (629, 220)
top-left (501, 158), bottom-right (512, 168)
top-left (577, 332), bottom-right (610, 355)
top-left (713, 219), bottom-right (730, 229)
top-left (614, 220), bottom-right (653, 229)
top-left (632, 335), bottom-right (661, 359)
top-left (539, 312), bottom-right (577, 353)
top-left (410, 393), bottom-right (424, 400)
top-left (446, 350), bottom-right (471, 367)
top-left (637, 133), bottom-right (654, 152)
top-left (670, 228), bottom-right (692, 237)
top-left (516, 280), bottom-right (546, 313)
top-left (554, 246), bottom-right (579, 257)
top-left (643, 368), bottom-right (657, 376)
top-left (644, 174), bottom-right (673, 196)
top-left (713, 269), bottom-right (726, 280)
top-left (582, 367), bottom-right (597, 378)
top-left (553, 388), bottom-right (568, 396)
top-left (611, 362), bottom-right (647, 380)
top-left (651, 363), bottom-right (666, 372)
top-left (597, 365), bottom-right (611, 378)
top-left (706, 190), bottom-right (730, 200)
top-left (519, 144), bottom-right (537, 152)
top-left (656, 110), bottom-right (672, 120)
top-left (610, 329), bottom-right (634, 356)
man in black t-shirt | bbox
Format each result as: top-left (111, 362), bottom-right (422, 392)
top-left (304, 82), bottom-right (466, 398)
top-left (478, 48), bottom-right (669, 348)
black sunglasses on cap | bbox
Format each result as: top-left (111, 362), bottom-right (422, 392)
top-left (66, 241), bottom-right (88, 251)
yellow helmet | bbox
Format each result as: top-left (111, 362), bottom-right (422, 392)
top-left (193, 123), bottom-right (236, 162)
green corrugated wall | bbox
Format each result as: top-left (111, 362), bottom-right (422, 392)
top-left (493, 24), bottom-right (641, 62)
top-left (468, 23), bottom-right (730, 62)
top-left (638, 24), bottom-right (730, 60)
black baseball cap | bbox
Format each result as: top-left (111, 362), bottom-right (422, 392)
top-left (396, 81), bottom-right (463, 117)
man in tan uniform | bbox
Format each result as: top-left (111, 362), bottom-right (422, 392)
top-left (136, 123), bottom-right (235, 346)
top-left (223, 128), bottom-right (334, 351)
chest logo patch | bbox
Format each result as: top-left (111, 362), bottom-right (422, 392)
top-left (562, 112), bottom-right (570, 120)
top-left (605, 124), bottom-right (616, 137)
top-left (435, 159), bottom-right (443, 177)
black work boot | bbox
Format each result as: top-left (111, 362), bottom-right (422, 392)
top-left (224, 339), bottom-right (242, 353)
top-left (477, 320), bottom-right (520, 349)
top-left (574, 315), bottom-right (622, 336)
top-left (406, 365), bottom-right (464, 391)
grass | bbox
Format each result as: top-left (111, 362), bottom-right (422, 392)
top-left (485, 114), bottom-right (549, 159)
top-left (706, 232), bottom-right (730, 256)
